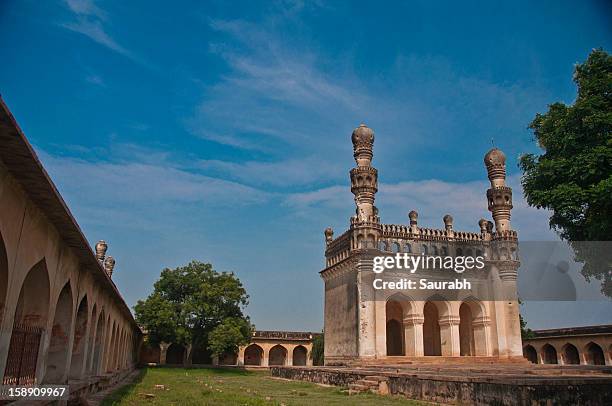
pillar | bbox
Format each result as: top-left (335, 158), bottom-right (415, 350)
top-left (159, 342), bottom-right (170, 365)
top-left (439, 315), bottom-right (461, 356)
top-left (472, 316), bottom-right (491, 356)
top-left (403, 314), bottom-right (424, 356)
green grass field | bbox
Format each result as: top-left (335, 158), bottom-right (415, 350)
top-left (101, 367), bottom-right (424, 405)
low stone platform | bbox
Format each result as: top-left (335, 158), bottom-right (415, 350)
top-left (270, 364), bottom-right (612, 405)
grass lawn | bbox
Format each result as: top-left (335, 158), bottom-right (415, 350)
top-left (101, 367), bottom-right (424, 405)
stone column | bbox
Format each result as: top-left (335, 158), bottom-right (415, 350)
top-left (159, 342), bottom-right (170, 365)
top-left (472, 316), bottom-right (491, 356)
top-left (237, 346), bottom-right (245, 366)
top-left (262, 346), bottom-right (269, 367)
top-left (403, 313), bottom-right (424, 356)
top-left (439, 315), bottom-right (461, 356)
top-left (498, 261), bottom-right (522, 357)
top-left (286, 345), bottom-right (293, 366)
top-left (357, 257), bottom-right (377, 358)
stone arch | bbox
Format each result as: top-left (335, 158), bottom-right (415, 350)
top-left (378, 240), bottom-right (388, 251)
top-left (385, 298), bottom-right (407, 356)
top-left (244, 344), bottom-right (263, 366)
top-left (69, 295), bottom-right (88, 379)
top-left (3, 259), bottom-right (50, 385)
top-left (292, 345), bottom-right (307, 366)
top-left (92, 308), bottom-right (105, 373)
top-left (456, 248), bottom-right (463, 256)
top-left (542, 343), bottom-right (558, 364)
top-left (421, 244), bottom-right (428, 255)
top-left (0, 230), bottom-right (7, 324)
top-left (268, 344), bottom-right (287, 366)
top-left (523, 345), bottom-right (537, 363)
top-left (140, 341), bottom-right (161, 364)
top-left (404, 243), bottom-right (412, 253)
top-left (423, 301), bottom-right (442, 356)
top-left (585, 342), bottom-right (605, 365)
top-left (192, 346), bottom-right (212, 364)
top-left (166, 343), bottom-right (185, 365)
top-left (458, 299), bottom-right (487, 356)
top-left (391, 242), bottom-right (401, 253)
top-left (561, 343), bottom-right (580, 365)
top-left (85, 303), bottom-right (97, 372)
top-left (44, 282), bottom-right (74, 383)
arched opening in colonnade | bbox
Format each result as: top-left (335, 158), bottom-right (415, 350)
top-left (166, 343), bottom-right (185, 365)
top-left (3, 260), bottom-right (50, 385)
top-left (423, 301), bottom-right (441, 356)
top-left (386, 299), bottom-right (405, 356)
top-left (192, 347), bottom-right (212, 364)
top-left (459, 303), bottom-right (475, 356)
top-left (268, 345), bottom-right (287, 366)
top-left (292, 345), bottom-right (307, 366)
top-left (0, 232), bottom-right (8, 325)
top-left (542, 344), bottom-right (558, 364)
top-left (561, 343), bottom-right (580, 365)
top-left (140, 341), bottom-right (161, 364)
top-left (523, 345), bottom-right (537, 363)
top-left (92, 310), bottom-right (105, 373)
top-left (459, 299), bottom-right (487, 356)
top-left (585, 342), bottom-right (605, 365)
top-left (44, 282), bottom-right (74, 383)
top-left (69, 296), bottom-right (88, 379)
top-left (244, 344), bottom-right (263, 366)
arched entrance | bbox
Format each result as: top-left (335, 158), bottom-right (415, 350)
top-left (140, 342), bottom-right (161, 364)
top-left (244, 344), bottom-right (263, 366)
top-left (4, 260), bottom-right (50, 385)
top-left (166, 343), bottom-right (185, 365)
top-left (92, 310), bottom-right (105, 373)
top-left (69, 296), bottom-right (88, 379)
top-left (459, 302), bottom-right (475, 356)
top-left (386, 300), bottom-right (404, 356)
top-left (423, 302), bottom-right (441, 356)
top-left (523, 345), bottom-right (537, 363)
top-left (220, 351), bottom-right (237, 365)
top-left (292, 345), bottom-right (307, 366)
top-left (542, 344), bottom-right (558, 364)
top-left (561, 343), bottom-right (580, 365)
top-left (0, 231), bottom-right (8, 325)
top-left (585, 342), bottom-right (605, 365)
top-left (192, 347), bottom-right (212, 364)
top-left (45, 282), bottom-right (74, 383)
top-left (268, 345), bottom-right (287, 366)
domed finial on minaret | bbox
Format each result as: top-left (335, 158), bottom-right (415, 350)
top-left (104, 256), bottom-right (116, 277)
top-left (95, 240), bottom-right (107, 262)
top-left (324, 227), bottom-right (334, 246)
top-left (408, 210), bottom-right (418, 233)
top-left (351, 123), bottom-right (374, 167)
top-left (478, 218), bottom-right (488, 234)
top-left (443, 214), bottom-right (453, 231)
top-left (484, 148), bottom-right (506, 187)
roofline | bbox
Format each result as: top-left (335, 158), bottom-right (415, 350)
top-left (529, 324), bottom-right (612, 339)
top-left (0, 96), bottom-right (140, 333)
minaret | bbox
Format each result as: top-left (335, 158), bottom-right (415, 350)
top-left (484, 148), bottom-right (513, 233)
top-left (350, 123), bottom-right (381, 249)
top-left (350, 123), bottom-right (378, 222)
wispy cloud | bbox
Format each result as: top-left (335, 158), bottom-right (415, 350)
top-left (60, 0), bottom-right (140, 63)
top-left (85, 73), bottom-right (105, 87)
top-left (285, 174), bottom-right (557, 240)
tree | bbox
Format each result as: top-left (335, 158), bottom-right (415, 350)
top-left (135, 260), bottom-right (253, 364)
top-left (310, 333), bottom-right (324, 366)
top-left (519, 49), bottom-right (612, 296)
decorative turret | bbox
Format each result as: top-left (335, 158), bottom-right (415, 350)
top-left (350, 124), bottom-right (378, 223)
top-left (104, 256), bottom-right (116, 277)
top-left (324, 227), bottom-right (334, 246)
top-left (409, 210), bottom-right (418, 233)
top-left (443, 214), bottom-right (453, 231)
top-left (484, 148), bottom-right (513, 232)
top-left (95, 240), bottom-right (107, 262)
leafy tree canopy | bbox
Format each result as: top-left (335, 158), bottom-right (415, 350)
top-left (520, 49), bottom-right (612, 296)
top-left (135, 260), bottom-right (253, 356)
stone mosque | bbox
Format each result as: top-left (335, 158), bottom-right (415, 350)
top-left (321, 124), bottom-right (523, 364)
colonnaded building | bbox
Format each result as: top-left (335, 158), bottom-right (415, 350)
top-left (321, 123), bottom-right (522, 364)
top-left (0, 99), bottom-right (140, 392)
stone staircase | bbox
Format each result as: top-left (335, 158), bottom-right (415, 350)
top-left (348, 375), bottom-right (389, 395)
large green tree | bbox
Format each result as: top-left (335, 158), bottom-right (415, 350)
top-left (519, 49), bottom-right (612, 296)
top-left (135, 260), bottom-right (253, 363)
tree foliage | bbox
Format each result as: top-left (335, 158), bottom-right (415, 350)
top-left (135, 260), bottom-right (253, 357)
top-left (519, 49), bottom-right (612, 296)
top-left (310, 333), bottom-right (324, 366)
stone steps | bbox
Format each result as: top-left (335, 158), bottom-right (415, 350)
top-left (348, 375), bottom-right (389, 395)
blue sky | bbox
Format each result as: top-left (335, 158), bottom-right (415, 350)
top-left (0, 0), bottom-right (610, 331)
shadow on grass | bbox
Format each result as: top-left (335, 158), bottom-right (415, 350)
top-left (100, 368), bottom-right (148, 406)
